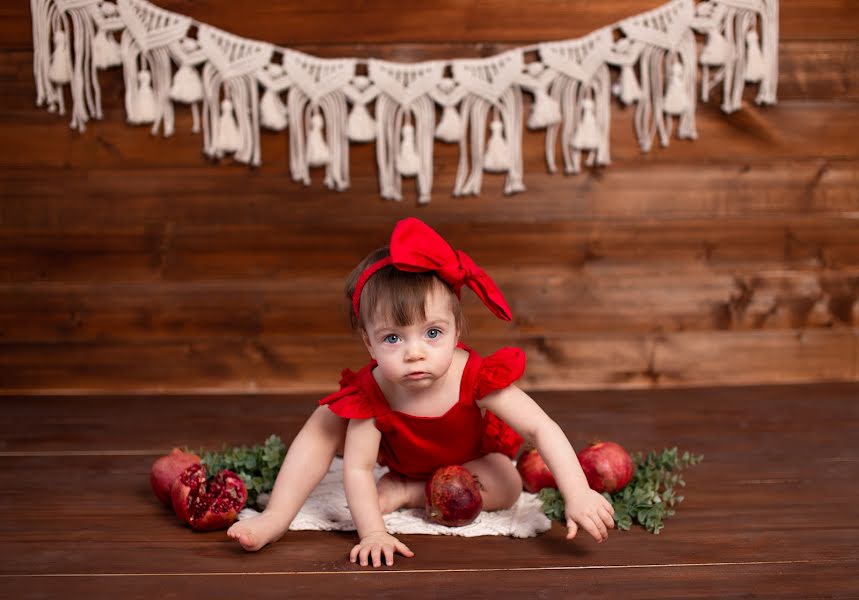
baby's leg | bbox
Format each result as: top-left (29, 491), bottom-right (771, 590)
top-left (463, 452), bottom-right (523, 511)
top-left (227, 406), bottom-right (347, 551)
top-left (377, 472), bottom-right (425, 514)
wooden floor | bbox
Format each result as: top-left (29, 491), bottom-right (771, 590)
top-left (2, 382), bottom-right (857, 598)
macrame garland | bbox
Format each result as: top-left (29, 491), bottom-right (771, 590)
top-left (198, 25), bottom-right (272, 166)
top-left (118, 0), bottom-right (190, 137)
top-left (619, 0), bottom-right (698, 152)
top-left (693, 0), bottom-right (778, 113)
top-left (344, 76), bottom-right (379, 143)
top-left (32, 0), bottom-right (106, 131)
top-left (539, 28), bottom-right (612, 174)
top-left (452, 50), bottom-right (526, 196)
top-left (430, 78), bottom-right (467, 143)
top-left (257, 63), bottom-right (290, 132)
top-left (27, 0), bottom-right (780, 204)
top-left (284, 50), bottom-right (354, 190)
top-left (167, 37), bottom-right (205, 133)
top-left (368, 59), bottom-right (443, 203)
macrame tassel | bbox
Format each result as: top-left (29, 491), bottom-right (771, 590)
top-left (663, 62), bottom-right (689, 116)
top-left (483, 116), bottom-right (510, 172)
top-left (700, 29), bottom-right (729, 66)
top-left (396, 121), bottom-right (420, 176)
top-left (93, 29), bottom-right (122, 69)
top-left (435, 105), bottom-right (462, 142)
top-left (431, 77), bottom-right (466, 144)
top-left (452, 51), bottom-right (525, 196)
top-left (216, 98), bottom-right (241, 153)
top-left (744, 29), bottom-right (765, 82)
top-left (572, 98), bottom-right (599, 150)
top-left (135, 70), bottom-right (156, 123)
top-left (713, 1), bottom-right (779, 112)
top-left (260, 88), bottom-right (288, 131)
top-left (347, 103), bottom-right (375, 142)
top-left (171, 61), bottom-right (203, 135)
top-left (169, 38), bottom-right (206, 133)
top-left (615, 65), bottom-right (642, 105)
top-left (171, 64), bottom-right (203, 104)
top-left (49, 30), bottom-right (72, 85)
top-left (522, 63), bottom-right (561, 130)
top-left (307, 110), bottom-right (331, 166)
top-left (345, 75), bottom-right (377, 142)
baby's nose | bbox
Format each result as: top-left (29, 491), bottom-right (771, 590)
top-left (404, 340), bottom-right (425, 360)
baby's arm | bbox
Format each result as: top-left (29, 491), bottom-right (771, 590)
top-left (478, 386), bottom-right (615, 543)
top-left (342, 418), bottom-right (414, 567)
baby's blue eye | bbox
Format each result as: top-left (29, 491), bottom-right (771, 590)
top-left (426, 328), bottom-right (441, 339)
top-left (383, 334), bottom-right (400, 344)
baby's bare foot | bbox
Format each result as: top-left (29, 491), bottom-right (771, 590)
top-left (377, 472), bottom-right (424, 514)
top-left (227, 511), bottom-right (290, 552)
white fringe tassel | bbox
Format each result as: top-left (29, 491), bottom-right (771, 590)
top-left (32, 0), bottom-right (106, 131)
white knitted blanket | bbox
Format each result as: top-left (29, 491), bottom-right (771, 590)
top-left (238, 457), bottom-right (552, 538)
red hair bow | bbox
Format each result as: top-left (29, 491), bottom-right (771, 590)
top-left (352, 218), bottom-right (512, 321)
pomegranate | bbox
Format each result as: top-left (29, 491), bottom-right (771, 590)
top-left (150, 447), bottom-right (201, 507)
top-left (516, 448), bottom-right (557, 493)
top-left (424, 465), bottom-right (483, 527)
top-left (577, 441), bottom-right (634, 493)
top-left (171, 463), bottom-right (248, 531)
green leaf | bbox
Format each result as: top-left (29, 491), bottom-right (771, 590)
top-left (540, 446), bottom-right (702, 535)
top-left (196, 435), bottom-right (287, 509)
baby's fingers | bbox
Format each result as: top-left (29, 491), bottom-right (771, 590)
top-left (394, 539), bottom-right (415, 558)
top-left (599, 506), bottom-right (615, 529)
top-left (382, 544), bottom-right (395, 566)
top-left (349, 544), bottom-right (361, 563)
top-left (371, 545), bottom-right (383, 568)
top-left (565, 517), bottom-right (578, 540)
top-left (590, 514), bottom-right (608, 542)
top-left (577, 514), bottom-right (603, 543)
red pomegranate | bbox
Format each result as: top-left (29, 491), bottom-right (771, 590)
top-left (516, 448), bottom-right (557, 493)
top-left (577, 441), bottom-right (634, 493)
top-left (425, 465), bottom-right (483, 527)
top-left (150, 447), bottom-right (201, 507)
top-left (171, 463), bottom-right (248, 531)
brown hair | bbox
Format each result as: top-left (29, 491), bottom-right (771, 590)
top-left (345, 246), bottom-right (465, 334)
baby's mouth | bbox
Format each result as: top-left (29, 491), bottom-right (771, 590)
top-left (405, 371), bottom-right (430, 380)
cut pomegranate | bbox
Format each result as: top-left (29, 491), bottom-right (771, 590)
top-left (171, 463), bottom-right (247, 531)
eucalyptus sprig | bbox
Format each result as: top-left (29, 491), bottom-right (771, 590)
top-left (540, 447), bottom-right (702, 535)
top-left (191, 434), bottom-right (286, 510)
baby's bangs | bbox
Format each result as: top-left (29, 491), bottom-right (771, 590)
top-left (361, 268), bottom-right (438, 328)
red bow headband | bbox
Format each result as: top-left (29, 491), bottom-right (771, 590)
top-left (352, 218), bottom-right (512, 322)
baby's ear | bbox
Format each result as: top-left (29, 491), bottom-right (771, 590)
top-left (361, 329), bottom-right (376, 359)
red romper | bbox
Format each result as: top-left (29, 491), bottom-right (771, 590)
top-left (319, 344), bottom-right (526, 480)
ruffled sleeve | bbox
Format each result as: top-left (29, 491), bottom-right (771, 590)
top-left (473, 347), bottom-right (526, 400)
top-left (318, 367), bottom-right (378, 419)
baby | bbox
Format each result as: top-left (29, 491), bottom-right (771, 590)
top-left (228, 218), bottom-right (614, 566)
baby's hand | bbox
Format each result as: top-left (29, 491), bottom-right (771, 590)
top-left (565, 488), bottom-right (615, 543)
top-left (350, 531), bottom-right (415, 567)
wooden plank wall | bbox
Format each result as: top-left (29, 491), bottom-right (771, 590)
top-left (0, 1), bottom-right (857, 394)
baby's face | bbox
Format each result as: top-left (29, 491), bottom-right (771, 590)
top-left (362, 286), bottom-right (458, 393)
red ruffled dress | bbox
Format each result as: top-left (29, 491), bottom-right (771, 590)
top-left (319, 344), bottom-right (526, 480)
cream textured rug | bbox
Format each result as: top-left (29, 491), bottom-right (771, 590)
top-left (238, 457), bottom-right (552, 538)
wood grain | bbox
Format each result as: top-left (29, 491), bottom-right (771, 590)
top-left (0, 329), bottom-right (854, 393)
top-left (1, 384), bottom-right (857, 598)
